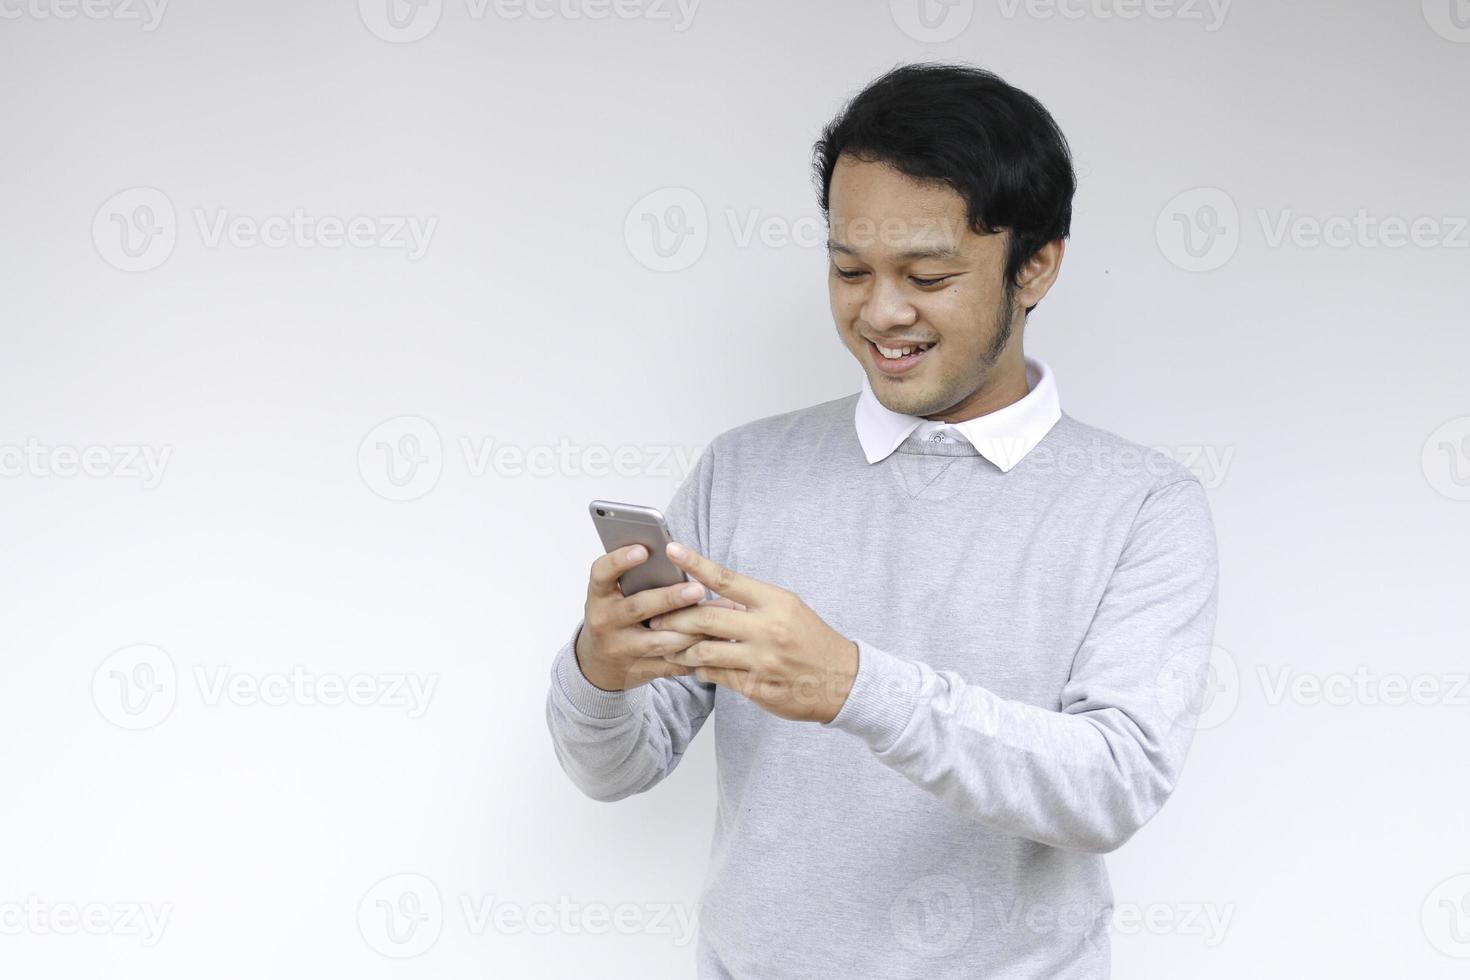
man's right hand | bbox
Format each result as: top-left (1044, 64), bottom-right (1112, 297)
top-left (574, 544), bottom-right (730, 692)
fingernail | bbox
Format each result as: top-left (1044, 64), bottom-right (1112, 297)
top-left (667, 542), bottom-right (687, 560)
top-left (649, 617), bottom-right (661, 629)
top-left (627, 545), bottom-right (646, 562)
top-left (681, 583), bottom-right (703, 600)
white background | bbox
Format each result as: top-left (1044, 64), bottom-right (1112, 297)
top-left (2, 0), bottom-right (1468, 976)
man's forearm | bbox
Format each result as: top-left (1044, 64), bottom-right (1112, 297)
top-left (546, 620), bottom-right (717, 802)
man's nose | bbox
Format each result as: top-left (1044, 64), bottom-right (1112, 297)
top-left (860, 275), bottom-right (918, 331)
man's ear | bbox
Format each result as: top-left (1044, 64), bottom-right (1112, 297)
top-left (1014, 239), bottom-right (1066, 311)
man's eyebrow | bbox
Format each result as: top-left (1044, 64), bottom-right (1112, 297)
top-left (826, 240), bottom-right (964, 261)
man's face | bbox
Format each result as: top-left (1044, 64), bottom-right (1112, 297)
top-left (827, 154), bottom-right (1021, 420)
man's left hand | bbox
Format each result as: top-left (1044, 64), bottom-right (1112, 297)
top-left (650, 542), bottom-right (858, 724)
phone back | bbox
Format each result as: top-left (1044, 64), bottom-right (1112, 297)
top-left (588, 500), bottom-right (690, 596)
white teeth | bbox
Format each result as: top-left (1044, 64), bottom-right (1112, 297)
top-left (875, 342), bottom-right (933, 359)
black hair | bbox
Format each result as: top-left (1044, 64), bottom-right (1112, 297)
top-left (813, 63), bottom-right (1076, 315)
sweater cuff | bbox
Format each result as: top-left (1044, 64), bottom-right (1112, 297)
top-left (553, 621), bottom-right (649, 720)
top-left (821, 638), bottom-right (923, 752)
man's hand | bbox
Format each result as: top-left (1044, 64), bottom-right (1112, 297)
top-left (574, 544), bottom-right (729, 692)
top-left (649, 542), bottom-right (859, 723)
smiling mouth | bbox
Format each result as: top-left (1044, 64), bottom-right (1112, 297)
top-left (868, 338), bottom-right (936, 376)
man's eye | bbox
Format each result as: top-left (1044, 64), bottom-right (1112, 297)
top-left (834, 268), bottom-right (950, 286)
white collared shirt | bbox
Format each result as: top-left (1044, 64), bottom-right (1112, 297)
top-left (854, 356), bottom-right (1062, 472)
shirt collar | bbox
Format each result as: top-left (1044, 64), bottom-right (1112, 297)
top-left (854, 356), bottom-right (1062, 471)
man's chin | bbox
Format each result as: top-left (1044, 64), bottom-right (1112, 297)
top-left (869, 375), bottom-right (944, 417)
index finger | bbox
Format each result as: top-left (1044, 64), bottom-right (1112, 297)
top-left (665, 542), bottom-right (768, 608)
top-left (587, 544), bottom-right (648, 599)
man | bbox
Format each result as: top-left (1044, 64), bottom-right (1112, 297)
top-left (546, 63), bottom-right (1219, 978)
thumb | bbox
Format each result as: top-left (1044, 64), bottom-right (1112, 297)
top-left (698, 597), bottom-right (748, 612)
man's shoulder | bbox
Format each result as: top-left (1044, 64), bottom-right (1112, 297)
top-left (1043, 412), bottom-right (1203, 495)
top-left (707, 391), bottom-right (858, 459)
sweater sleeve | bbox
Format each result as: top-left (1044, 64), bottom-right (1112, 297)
top-left (544, 441), bottom-right (719, 802)
top-left (821, 478), bottom-right (1220, 854)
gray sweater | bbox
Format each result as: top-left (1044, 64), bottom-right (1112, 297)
top-left (545, 392), bottom-right (1219, 978)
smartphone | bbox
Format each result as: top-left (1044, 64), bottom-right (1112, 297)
top-left (589, 500), bottom-right (692, 597)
